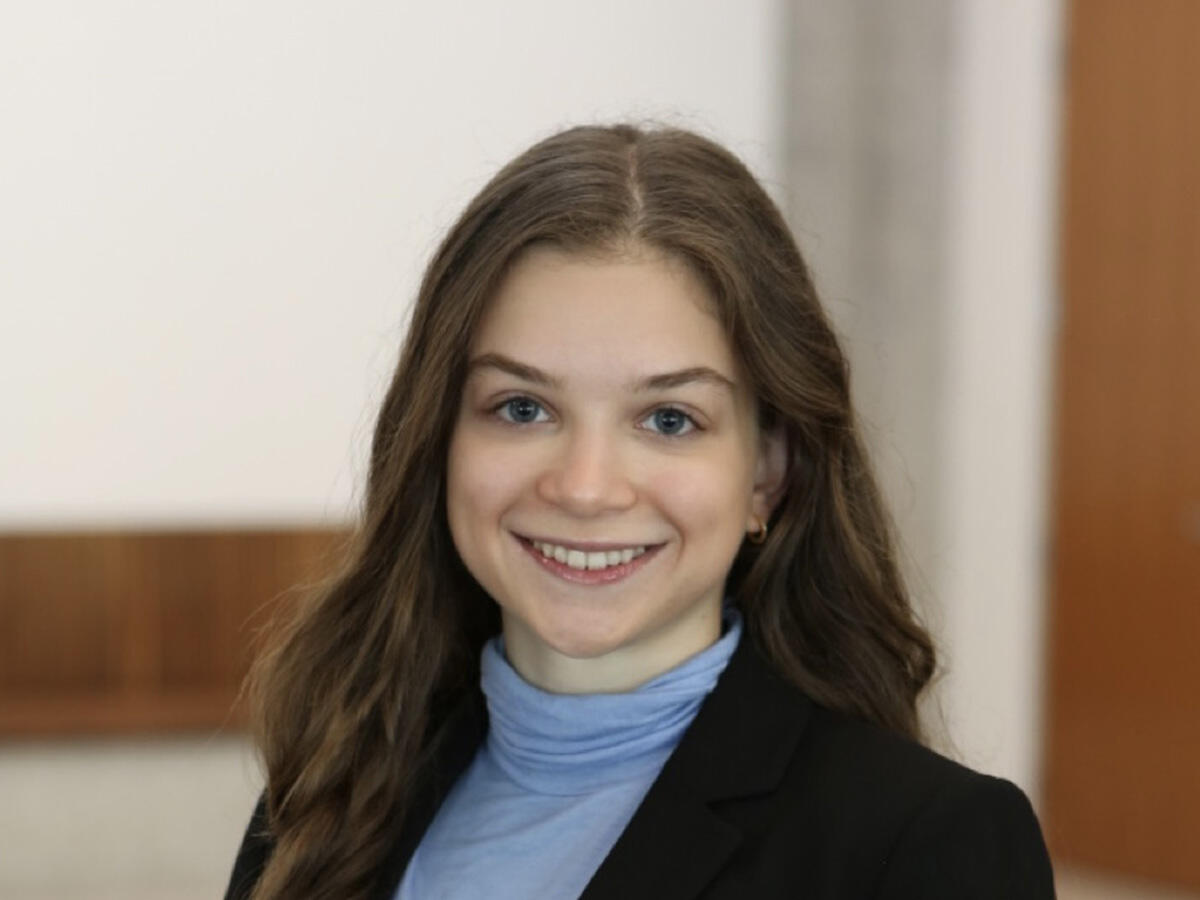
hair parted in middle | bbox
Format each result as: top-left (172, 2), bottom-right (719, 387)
top-left (244, 122), bottom-right (937, 900)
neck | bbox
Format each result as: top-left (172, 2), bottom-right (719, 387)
top-left (500, 602), bottom-right (723, 694)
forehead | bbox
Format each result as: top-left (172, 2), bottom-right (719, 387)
top-left (470, 246), bottom-right (739, 382)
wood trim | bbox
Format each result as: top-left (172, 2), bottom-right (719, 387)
top-left (0, 691), bottom-right (251, 735)
top-left (0, 529), bottom-right (348, 737)
top-left (1044, 0), bottom-right (1200, 888)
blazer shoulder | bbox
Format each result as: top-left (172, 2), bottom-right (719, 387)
top-left (224, 792), bottom-right (274, 900)
top-left (873, 768), bottom-right (1055, 898)
top-left (799, 705), bottom-right (1055, 897)
top-left (803, 703), bottom-right (985, 800)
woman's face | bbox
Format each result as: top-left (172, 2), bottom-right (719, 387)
top-left (446, 245), bottom-right (783, 693)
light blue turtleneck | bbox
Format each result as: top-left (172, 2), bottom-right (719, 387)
top-left (394, 609), bottom-right (743, 900)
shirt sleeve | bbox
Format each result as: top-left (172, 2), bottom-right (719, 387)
top-left (873, 773), bottom-right (1056, 899)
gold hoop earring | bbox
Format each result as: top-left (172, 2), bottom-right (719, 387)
top-left (747, 516), bottom-right (768, 544)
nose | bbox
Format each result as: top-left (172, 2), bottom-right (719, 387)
top-left (535, 427), bottom-right (638, 516)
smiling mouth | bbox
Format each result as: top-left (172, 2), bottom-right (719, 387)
top-left (513, 534), bottom-right (664, 584)
top-left (531, 538), bottom-right (648, 570)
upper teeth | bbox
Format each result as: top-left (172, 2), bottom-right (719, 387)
top-left (531, 540), bottom-right (647, 571)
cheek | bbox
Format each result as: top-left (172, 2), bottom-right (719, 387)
top-left (446, 430), bottom-right (530, 535)
top-left (647, 452), bottom-right (755, 533)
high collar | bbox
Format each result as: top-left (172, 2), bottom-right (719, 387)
top-left (480, 611), bottom-right (743, 796)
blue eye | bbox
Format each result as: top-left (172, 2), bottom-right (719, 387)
top-left (642, 407), bottom-right (696, 437)
top-left (497, 396), bottom-right (547, 424)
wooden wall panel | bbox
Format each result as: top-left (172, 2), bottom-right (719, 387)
top-left (0, 529), bottom-right (347, 736)
top-left (1045, 0), bottom-right (1200, 889)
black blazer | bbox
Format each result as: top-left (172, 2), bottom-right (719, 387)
top-left (226, 633), bottom-right (1056, 899)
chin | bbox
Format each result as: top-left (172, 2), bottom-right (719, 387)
top-left (532, 617), bottom-right (632, 661)
top-left (504, 593), bottom-right (635, 654)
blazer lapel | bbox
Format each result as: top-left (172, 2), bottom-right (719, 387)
top-left (579, 633), bottom-right (812, 900)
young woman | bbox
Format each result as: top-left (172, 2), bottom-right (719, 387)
top-left (225, 124), bottom-right (1055, 899)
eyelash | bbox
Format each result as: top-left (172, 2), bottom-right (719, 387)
top-left (489, 395), bottom-right (701, 438)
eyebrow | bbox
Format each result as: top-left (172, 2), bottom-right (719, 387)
top-left (466, 352), bottom-right (738, 394)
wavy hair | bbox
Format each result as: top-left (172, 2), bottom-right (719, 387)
top-left (245, 123), bottom-right (936, 900)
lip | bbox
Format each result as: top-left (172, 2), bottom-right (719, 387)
top-left (513, 534), bottom-right (664, 585)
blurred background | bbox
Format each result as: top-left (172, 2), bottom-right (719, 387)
top-left (1, 1), bottom-right (1196, 898)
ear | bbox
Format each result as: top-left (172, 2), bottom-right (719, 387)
top-left (748, 425), bottom-right (788, 528)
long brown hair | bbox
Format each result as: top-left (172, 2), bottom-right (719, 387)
top-left (245, 123), bottom-right (936, 899)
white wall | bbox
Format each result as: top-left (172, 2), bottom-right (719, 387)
top-left (0, 737), bottom-right (258, 900)
top-left (782, 0), bottom-right (1062, 795)
top-left (0, 0), bottom-right (782, 528)
top-left (937, 0), bottom-right (1062, 791)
